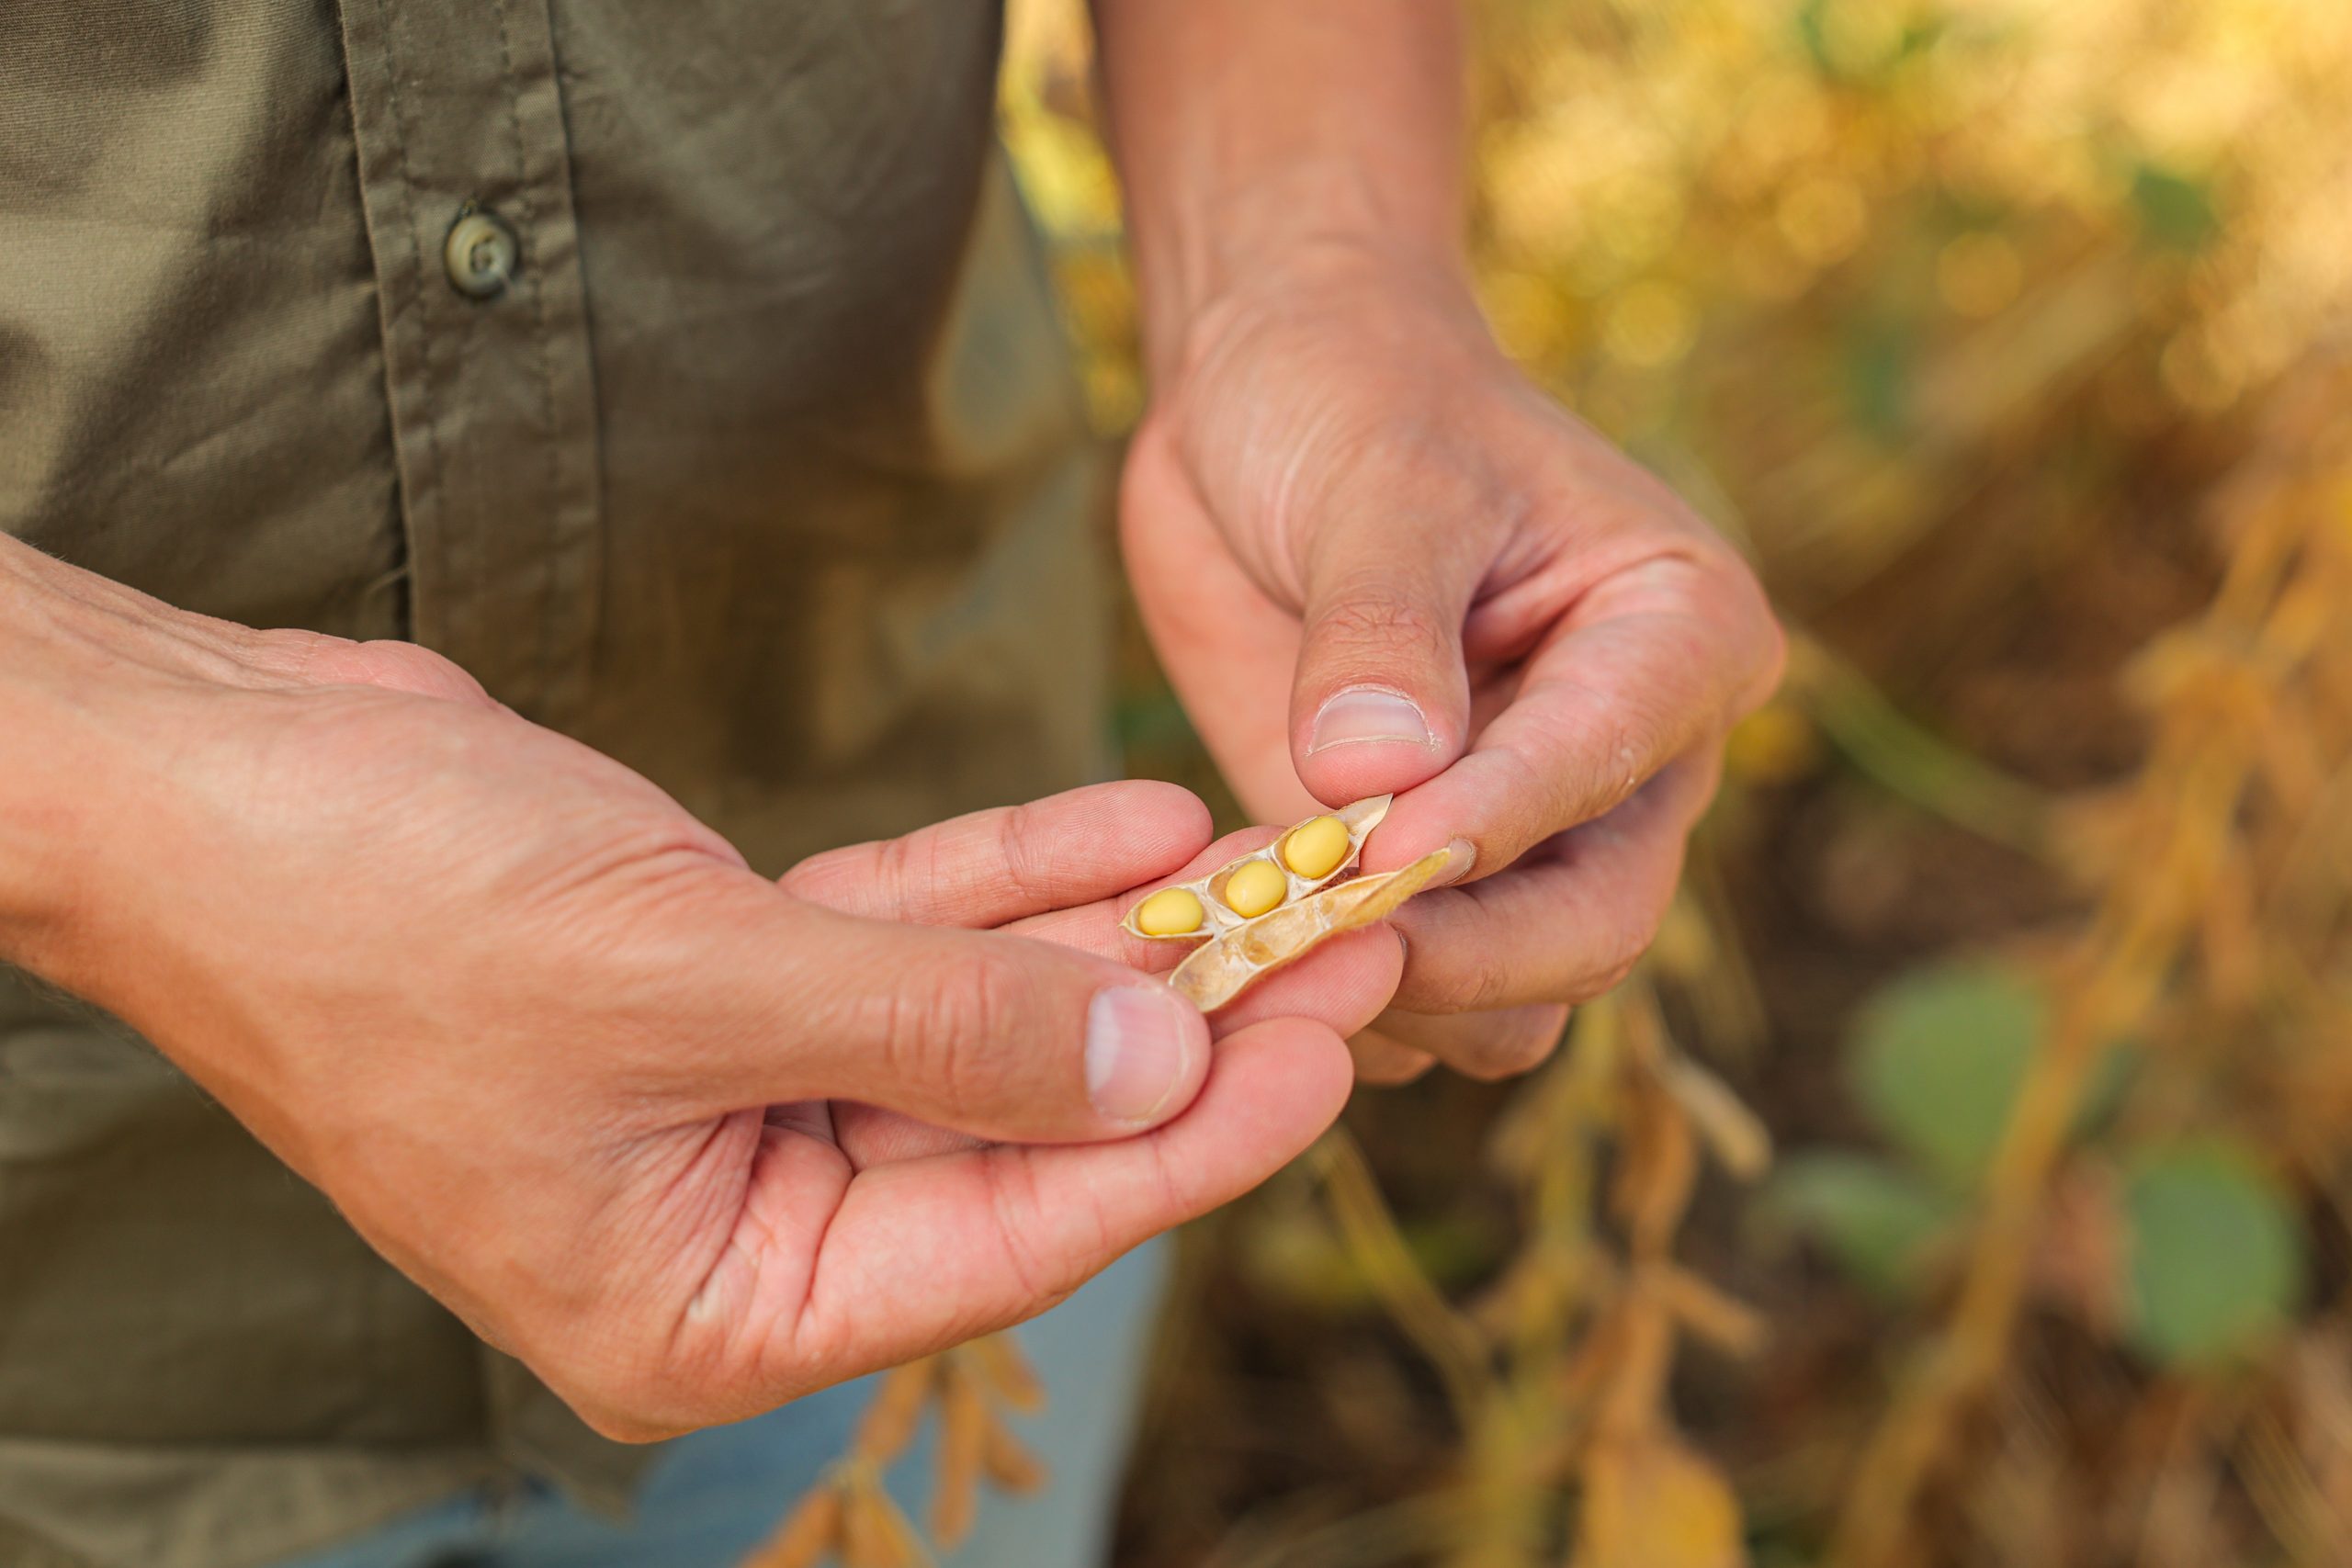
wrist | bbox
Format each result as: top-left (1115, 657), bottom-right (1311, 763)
top-left (0, 563), bottom-right (101, 973)
top-left (1154, 237), bottom-right (1501, 423)
top-left (1094, 0), bottom-right (1473, 383)
top-left (0, 543), bottom-right (242, 986)
top-left (1136, 179), bottom-right (1475, 384)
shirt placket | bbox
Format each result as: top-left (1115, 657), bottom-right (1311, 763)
top-left (334, 0), bottom-right (602, 726)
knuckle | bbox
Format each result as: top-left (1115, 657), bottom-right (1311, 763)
top-left (298, 636), bottom-right (493, 705)
top-left (887, 951), bottom-right (1029, 1119)
top-left (1413, 944), bottom-right (1514, 1016)
top-left (1695, 547), bottom-right (1788, 709)
top-left (775, 846), bottom-right (861, 910)
top-left (993, 799), bottom-right (1058, 907)
top-left (1575, 932), bottom-right (1651, 1002)
top-left (1455, 1008), bottom-right (1570, 1081)
top-left (1357, 1049), bottom-right (1435, 1086)
top-left (1310, 579), bottom-right (1453, 668)
top-left (871, 825), bottom-right (924, 912)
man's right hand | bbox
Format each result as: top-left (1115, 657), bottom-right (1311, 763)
top-left (0, 537), bottom-right (1379, 1440)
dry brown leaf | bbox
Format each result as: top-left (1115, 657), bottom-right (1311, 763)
top-left (1573, 1436), bottom-right (1748, 1568)
top-left (1611, 1070), bottom-right (1700, 1253)
top-left (1662, 1055), bottom-right (1773, 1180)
top-left (1657, 1264), bottom-right (1768, 1357)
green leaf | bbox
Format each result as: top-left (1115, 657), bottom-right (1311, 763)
top-left (1761, 1152), bottom-right (1961, 1297)
top-left (1848, 964), bottom-right (2044, 1187)
top-left (2130, 164), bottom-right (2220, 252)
top-left (1842, 321), bottom-right (1915, 442)
top-left (2120, 1142), bottom-right (2302, 1367)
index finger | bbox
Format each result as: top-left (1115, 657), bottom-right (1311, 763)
top-left (778, 780), bottom-right (1212, 927)
top-left (1363, 550), bottom-right (1780, 878)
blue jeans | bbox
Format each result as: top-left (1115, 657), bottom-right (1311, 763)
top-left (276, 1246), bottom-right (1166, 1568)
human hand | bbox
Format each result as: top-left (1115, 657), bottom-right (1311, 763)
top-left (0, 541), bottom-right (1378, 1438)
top-left (1123, 245), bottom-right (1784, 1083)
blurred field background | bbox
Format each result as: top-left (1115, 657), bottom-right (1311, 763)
top-left (981, 4), bottom-right (2352, 1566)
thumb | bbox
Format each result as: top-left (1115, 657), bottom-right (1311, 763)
top-left (678, 877), bottom-right (1214, 1144)
top-left (1288, 527), bottom-right (1481, 806)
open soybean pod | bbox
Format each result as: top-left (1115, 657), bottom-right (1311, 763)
top-left (1119, 795), bottom-right (1457, 1012)
top-left (1121, 795), bottom-right (1395, 943)
top-left (1168, 846), bottom-right (1456, 1011)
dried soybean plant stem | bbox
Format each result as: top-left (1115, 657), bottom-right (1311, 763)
top-left (1794, 637), bottom-right (2057, 859)
top-left (1563, 987), bottom-right (1756, 1568)
top-left (1830, 370), bottom-right (2352, 1568)
top-left (1440, 1003), bottom-right (1622, 1568)
top-left (1446, 985), bottom-right (1765, 1568)
top-left (737, 1334), bottom-right (1048, 1568)
top-left (1312, 1130), bottom-right (1497, 1428)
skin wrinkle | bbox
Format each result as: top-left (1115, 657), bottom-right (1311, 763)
top-left (741, 1143), bottom-right (846, 1382)
top-left (991, 795), bottom-right (1060, 912)
top-left (978, 1146), bottom-right (1065, 1322)
top-left (687, 1140), bottom-right (820, 1385)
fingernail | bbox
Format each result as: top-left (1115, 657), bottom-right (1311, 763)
top-left (1085, 986), bottom-right (1203, 1126)
top-left (1309, 687), bottom-right (1432, 752)
top-left (1434, 838), bottom-right (1478, 886)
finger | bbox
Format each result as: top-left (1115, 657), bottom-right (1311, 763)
top-left (1285, 478), bottom-right (1493, 808)
top-left (831, 1102), bottom-right (984, 1167)
top-left (1002, 824), bottom-right (1279, 968)
top-left (1365, 551), bottom-right (1778, 879)
top-left (1363, 1004), bottom-right (1571, 1082)
top-left (1347, 1026), bottom-right (1435, 1085)
top-left (778, 781), bottom-right (1211, 929)
top-left (667, 872), bottom-right (1213, 1143)
top-left (776, 1014), bottom-right (1354, 1396)
top-left (1383, 755), bottom-right (1715, 1014)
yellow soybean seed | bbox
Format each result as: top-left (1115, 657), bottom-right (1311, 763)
top-left (1134, 886), bottom-right (1205, 937)
top-left (1282, 815), bottom-right (1351, 880)
top-left (1223, 860), bottom-right (1289, 919)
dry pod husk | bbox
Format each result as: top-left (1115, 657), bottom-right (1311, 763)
top-left (1121, 795), bottom-right (1457, 1011)
top-left (1170, 847), bottom-right (1454, 1010)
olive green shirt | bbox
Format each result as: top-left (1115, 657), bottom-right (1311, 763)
top-left (0, 4), bottom-right (1108, 1565)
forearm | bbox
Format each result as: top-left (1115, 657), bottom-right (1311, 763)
top-left (1091, 0), bottom-right (1470, 379)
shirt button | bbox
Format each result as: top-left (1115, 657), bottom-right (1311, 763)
top-left (443, 206), bottom-right (519, 299)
